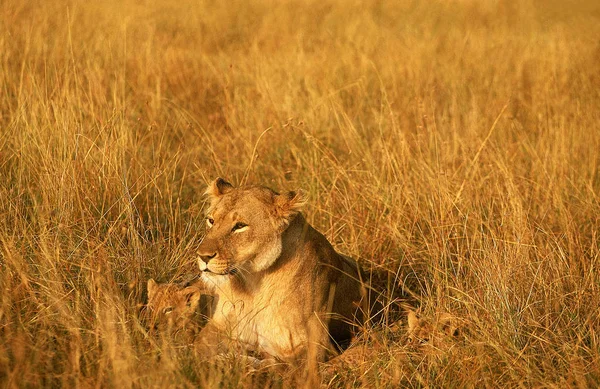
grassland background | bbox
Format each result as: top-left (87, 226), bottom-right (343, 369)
top-left (1, 0), bottom-right (600, 387)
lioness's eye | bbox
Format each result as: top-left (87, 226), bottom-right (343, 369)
top-left (231, 222), bottom-right (248, 232)
top-left (163, 307), bottom-right (174, 314)
top-left (206, 217), bottom-right (215, 227)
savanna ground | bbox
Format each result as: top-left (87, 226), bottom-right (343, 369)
top-left (1, 0), bottom-right (600, 387)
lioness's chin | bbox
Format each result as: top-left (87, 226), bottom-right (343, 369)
top-left (201, 272), bottom-right (231, 288)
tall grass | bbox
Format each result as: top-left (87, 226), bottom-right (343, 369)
top-left (1, 0), bottom-right (599, 387)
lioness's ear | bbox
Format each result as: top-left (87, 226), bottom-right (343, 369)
top-left (205, 177), bottom-right (234, 198)
top-left (147, 279), bottom-right (157, 297)
top-left (275, 190), bottom-right (307, 221)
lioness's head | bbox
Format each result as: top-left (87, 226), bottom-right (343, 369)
top-left (196, 178), bottom-right (306, 284)
top-left (146, 279), bottom-right (201, 328)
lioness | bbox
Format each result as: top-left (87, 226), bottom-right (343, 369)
top-left (194, 178), bottom-right (373, 364)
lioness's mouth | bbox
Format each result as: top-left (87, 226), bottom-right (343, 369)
top-left (202, 268), bottom-right (237, 276)
top-left (198, 256), bottom-right (237, 275)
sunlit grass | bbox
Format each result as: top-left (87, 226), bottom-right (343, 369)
top-left (1, 0), bottom-right (599, 387)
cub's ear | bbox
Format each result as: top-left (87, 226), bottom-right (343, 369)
top-left (275, 189), bottom-right (307, 222)
top-left (205, 177), bottom-right (234, 198)
top-left (439, 313), bottom-right (460, 337)
top-left (147, 279), bottom-right (157, 297)
top-left (407, 310), bottom-right (419, 332)
top-left (180, 287), bottom-right (201, 308)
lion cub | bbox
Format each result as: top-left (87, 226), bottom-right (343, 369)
top-left (321, 310), bottom-right (463, 383)
top-left (146, 279), bottom-right (204, 332)
top-left (406, 310), bottom-right (461, 351)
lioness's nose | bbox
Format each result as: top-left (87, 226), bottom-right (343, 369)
top-left (198, 252), bottom-right (217, 264)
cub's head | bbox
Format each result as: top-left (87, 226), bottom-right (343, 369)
top-left (196, 178), bottom-right (306, 285)
top-left (146, 279), bottom-right (201, 329)
top-left (407, 310), bottom-right (461, 350)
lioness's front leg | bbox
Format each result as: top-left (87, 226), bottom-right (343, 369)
top-left (195, 322), bottom-right (283, 372)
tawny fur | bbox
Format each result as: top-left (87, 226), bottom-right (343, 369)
top-left (194, 178), bottom-right (373, 363)
top-left (406, 310), bottom-right (461, 351)
top-left (146, 279), bottom-right (204, 331)
top-left (321, 309), bottom-right (463, 382)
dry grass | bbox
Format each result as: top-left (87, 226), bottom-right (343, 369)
top-left (1, 0), bottom-right (600, 387)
